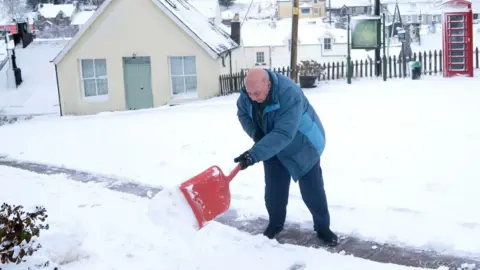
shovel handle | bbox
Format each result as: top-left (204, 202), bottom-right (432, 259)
top-left (226, 164), bottom-right (242, 183)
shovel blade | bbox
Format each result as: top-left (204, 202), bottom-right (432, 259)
top-left (179, 165), bottom-right (233, 230)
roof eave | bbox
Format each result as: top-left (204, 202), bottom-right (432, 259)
top-left (152, 0), bottom-right (237, 60)
top-left (216, 44), bottom-right (240, 58)
top-left (52, 0), bottom-right (114, 65)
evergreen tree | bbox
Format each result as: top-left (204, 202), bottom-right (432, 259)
top-left (218, 0), bottom-right (234, 8)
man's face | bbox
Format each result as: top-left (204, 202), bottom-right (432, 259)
top-left (246, 78), bottom-right (270, 103)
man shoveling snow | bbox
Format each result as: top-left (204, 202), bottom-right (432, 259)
top-left (233, 68), bottom-right (338, 246)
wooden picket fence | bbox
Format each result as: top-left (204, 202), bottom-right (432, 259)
top-left (219, 47), bottom-right (480, 96)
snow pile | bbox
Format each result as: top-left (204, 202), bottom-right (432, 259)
top-left (147, 186), bottom-right (199, 237)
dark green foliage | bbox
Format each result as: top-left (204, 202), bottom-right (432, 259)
top-left (219, 0), bottom-right (235, 8)
top-left (0, 203), bottom-right (49, 265)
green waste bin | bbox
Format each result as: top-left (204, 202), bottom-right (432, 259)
top-left (409, 61), bottom-right (421, 80)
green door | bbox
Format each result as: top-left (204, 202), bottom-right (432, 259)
top-left (123, 56), bottom-right (153, 110)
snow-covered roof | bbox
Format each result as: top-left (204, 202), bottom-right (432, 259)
top-left (153, 0), bottom-right (238, 55)
top-left (382, 2), bottom-right (442, 15)
top-left (70, 10), bottom-right (95, 25)
top-left (187, 0), bottom-right (218, 19)
top-left (53, 0), bottom-right (239, 64)
top-left (38, 4), bottom-right (76, 18)
top-left (240, 18), bottom-right (347, 47)
top-left (329, 0), bottom-right (372, 8)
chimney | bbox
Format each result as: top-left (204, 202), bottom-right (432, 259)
top-left (230, 13), bottom-right (241, 45)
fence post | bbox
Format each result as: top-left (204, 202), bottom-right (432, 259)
top-left (475, 47), bottom-right (479, 69)
top-left (382, 55), bottom-right (387, 81)
top-left (359, 60), bottom-right (363, 78)
top-left (439, 50), bottom-right (442, 73)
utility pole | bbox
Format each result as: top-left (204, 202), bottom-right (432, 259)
top-left (290, 0), bottom-right (300, 82)
top-left (374, 0), bottom-right (381, 76)
top-left (329, 0), bottom-right (331, 26)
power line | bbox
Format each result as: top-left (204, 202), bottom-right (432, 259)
top-left (241, 0), bottom-right (254, 27)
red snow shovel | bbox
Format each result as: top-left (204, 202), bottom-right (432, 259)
top-left (179, 164), bottom-right (242, 230)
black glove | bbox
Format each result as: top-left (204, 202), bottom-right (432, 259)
top-left (253, 129), bottom-right (264, 143)
top-left (234, 151), bottom-right (255, 170)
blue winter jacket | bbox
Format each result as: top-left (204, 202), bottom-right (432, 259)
top-left (236, 70), bottom-right (326, 181)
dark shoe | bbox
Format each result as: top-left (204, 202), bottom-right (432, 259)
top-left (263, 224), bottom-right (284, 239)
top-left (316, 227), bottom-right (338, 246)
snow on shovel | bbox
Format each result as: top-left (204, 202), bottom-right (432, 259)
top-left (179, 164), bottom-right (242, 230)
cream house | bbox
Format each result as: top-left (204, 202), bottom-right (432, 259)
top-left (52, 0), bottom-right (244, 116)
top-left (277, 0), bottom-right (326, 19)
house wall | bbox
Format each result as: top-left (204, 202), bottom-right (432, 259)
top-left (277, 1), bottom-right (326, 19)
top-left (56, 0), bottom-right (221, 116)
top-left (243, 42), bottom-right (348, 69)
top-left (329, 6), bottom-right (371, 17)
top-left (218, 46), bottom-right (248, 74)
top-left (243, 46), bottom-right (273, 68)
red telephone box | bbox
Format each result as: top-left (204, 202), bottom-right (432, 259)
top-left (442, 0), bottom-right (474, 77)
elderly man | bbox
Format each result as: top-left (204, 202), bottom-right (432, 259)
top-left (233, 68), bottom-right (338, 246)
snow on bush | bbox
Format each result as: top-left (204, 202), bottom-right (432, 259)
top-left (0, 203), bottom-right (49, 265)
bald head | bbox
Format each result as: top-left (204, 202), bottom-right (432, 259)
top-left (245, 68), bottom-right (271, 103)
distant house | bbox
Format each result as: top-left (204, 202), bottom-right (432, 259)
top-left (36, 3), bottom-right (77, 29)
top-left (187, 0), bottom-right (222, 25)
top-left (277, 0), bottom-right (326, 19)
top-left (0, 12), bottom-right (36, 47)
top-left (327, 0), bottom-right (372, 17)
top-left (381, 0), bottom-right (443, 25)
top-left (239, 18), bottom-right (368, 68)
top-left (0, 12), bottom-right (36, 34)
top-left (52, 0), bottom-right (245, 116)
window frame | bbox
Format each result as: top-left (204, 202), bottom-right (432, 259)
top-left (323, 37), bottom-right (332, 50)
top-left (168, 56), bottom-right (198, 98)
top-left (79, 58), bottom-right (109, 102)
top-left (256, 51), bottom-right (265, 64)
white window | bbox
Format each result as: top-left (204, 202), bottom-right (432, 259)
top-left (313, 8), bottom-right (319, 15)
top-left (169, 56), bottom-right (197, 96)
top-left (80, 58), bottom-right (108, 100)
top-left (256, 51), bottom-right (265, 64)
top-left (324, 38), bottom-right (332, 50)
top-left (418, 15), bottom-right (422, 21)
top-left (407, 15), bottom-right (412, 22)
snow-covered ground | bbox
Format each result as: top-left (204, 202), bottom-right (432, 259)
top-left (0, 41), bottom-right (6, 61)
top-left (1, 72), bottom-right (480, 264)
top-left (1, 165), bottom-right (431, 270)
top-left (0, 40), bottom-right (65, 116)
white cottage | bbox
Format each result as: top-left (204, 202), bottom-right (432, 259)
top-left (239, 18), bottom-right (368, 68)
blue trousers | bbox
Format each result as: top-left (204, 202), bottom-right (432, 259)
top-left (263, 156), bottom-right (330, 231)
